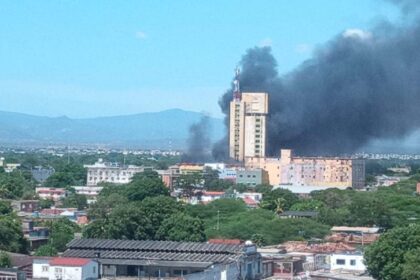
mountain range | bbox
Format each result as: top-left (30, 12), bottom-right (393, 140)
top-left (0, 109), bottom-right (225, 149)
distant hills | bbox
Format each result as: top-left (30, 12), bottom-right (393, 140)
top-left (0, 109), bottom-right (225, 149)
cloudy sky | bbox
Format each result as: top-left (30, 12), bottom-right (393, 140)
top-left (0, 0), bottom-right (401, 118)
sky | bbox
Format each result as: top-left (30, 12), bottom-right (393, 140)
top-left (0, 0), bottom-right (402, 118)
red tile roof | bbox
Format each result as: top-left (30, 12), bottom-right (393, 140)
top-left (203, 191), bottom-right (225, 196)
top-left (242, 197), bottom-right (258, 206)
top-left (49, 257), bottom-right (91, 267)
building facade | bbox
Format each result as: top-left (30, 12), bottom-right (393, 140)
top-left (245, 149), bottom-right (365, 189)
top-left (36, 188), bottom-right (66, 201)
top-left (33, 257), bottom-right (98, 280)
top-left (236, 169), bottom-right (269, 187)
top-left (63, 238), bottom-right (262, 280)
top-left (229, 92), bottom-right (269, 162)
top-left (84, 159), bottom-right (149, 186)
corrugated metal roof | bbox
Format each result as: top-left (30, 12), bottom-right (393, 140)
top-left (66, 239), bottom-right (243, 254)
top-left (63, 238), bottom-right (248, 265)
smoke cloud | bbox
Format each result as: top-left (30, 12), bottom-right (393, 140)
top-left (213, 0), bottom-right (420, 157)
top-left (182, 116), bottom-right (212, 162)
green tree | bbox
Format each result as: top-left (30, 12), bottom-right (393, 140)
top-left (0, 216), bottom-right (28, 253)
top-left (38, 199), bottom-right (54, 209)
top-left (124, 173), bottom-right (169, 201)
top-left (251, 233), bottom-right (266, 247)
top-left (62, 193), bottom-right (88, 210)
top-left (365, 224), bottom-right (420, 280)
top-left (260, 188), bottom-right (298, 212)
top-left (34, 244), bottom-right (58, 257)
top-left (88, 193), bottom-right (128, 220)
top-left (156, 213), bottom-right (206, 242)
top-left (84, 204), bottom-right (153, 240)
top-left (402, 248), bottom-right (420, 280)
top-left (178, 173), bottom-right (202, 197)
top-left (255, 184), bottom-right (273, 194)
top-left (0, 251), bottom-right (11, 268)
top-left (290, 199), bottom-right (325, 211)
top-left (140, 196), bottom-right (184, 239)
top-left (49, 218), bottom-right (78, 252)
top-left (0, 171), bottom-right (30, 199)
top-left (0, 201), bottom-right (12, 215)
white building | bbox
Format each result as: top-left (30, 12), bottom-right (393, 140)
top-left (330, 253), bottom-right (366, 272)
top-left (33, 257), bottom-right (98, 280)
top-left (36, 188), bottom-right (67, 201)
top-left (84, 159), bottom-right (149, 186)
top-left (73, 186), bottom-right (103, 204)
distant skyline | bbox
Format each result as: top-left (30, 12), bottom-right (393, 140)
top-left (0, 0), bottom-right (401, 118)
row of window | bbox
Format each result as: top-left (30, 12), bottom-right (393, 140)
top-left (336, 259), bottom-right (357, 266)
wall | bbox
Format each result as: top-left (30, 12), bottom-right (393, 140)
top-left (33, 259), bottom-right (50, 279)
top-left (330, 254), bottom-right (366, 272)
top-left (81, 261), bottom-right (98, 280)
top-left (245, 150), bottom-right (365, 189)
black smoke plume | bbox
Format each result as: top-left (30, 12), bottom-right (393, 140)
top-left (182, 116), bottom-right (212, 162)
top-left (213, 1), bottom-right (420, 158)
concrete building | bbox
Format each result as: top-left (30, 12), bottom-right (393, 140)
top-left (11, 200), bottom-right (39, 213)
top-left (330, 253), bottom-right (366, 272)
top-left (84, 159), bottom-right (150, 186)
top-left (36, 188), bottom-right (66, 202)
top-left (33, 257), bottom-right (98, 280)
top-left (229, 70), bottom-right (268, 162)
top-left (63, 238), bottom-right (262, 280)
top-left (73, 186), bottom-right (103, 204)
top-left (236, 169), bottom-right (269, 187)
top-left (245, 149), bottom-right (366, 189)
top-left (157, 165), bottom-right (180, 189)
top-left (179, 163), bottom-right (204, 175)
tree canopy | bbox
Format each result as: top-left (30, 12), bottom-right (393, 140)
top-left (365, 224), bottom-right (420, 280)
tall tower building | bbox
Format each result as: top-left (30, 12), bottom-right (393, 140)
top-left (229, 69), bottom-right (269, 162)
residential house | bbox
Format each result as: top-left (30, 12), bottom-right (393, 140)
top-left (33, 257), bottom-right (98, 280)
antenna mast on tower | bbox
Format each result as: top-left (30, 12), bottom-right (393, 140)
top-left (233, 67), bottom-right (241, 101)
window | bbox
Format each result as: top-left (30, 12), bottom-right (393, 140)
top-left (42, 266), bottom-right (49, 272)
top-left (93, 266), bottom-right (96, 273)
top-left (350, 259), bottom-right (356, 266)
top-left (336, 259), bottom-right (346, 265)
top-left (55, 268), bottom-right (63, 274)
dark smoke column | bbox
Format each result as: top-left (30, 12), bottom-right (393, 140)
top-left (214, 11), bottom-right (420, 156)
top-left (182, 116), bottom-right (212, 163)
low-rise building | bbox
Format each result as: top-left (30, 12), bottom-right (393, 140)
top-left (157, 165), bottom-right (180, 189)
top-left (330, 252), bottom-right (366, 272)
top-left (36, 188), bottom-right (66, 202)
top-left (63, 238), bottom-right (262, 280)
top-left (200, 191), bottom-right (225, 203)
top-left (84, 159), bottom-right (150, 186)
top-left (73, 186), bottom-right (103, 204)
top-left (12, 200), bottom-right (38, 213)
top-left (33, 257), bottom-right (98, 280)
top-left (0, 269), bottom-right (26, 280)
top-left (236, 169), bottom-right (269, 187)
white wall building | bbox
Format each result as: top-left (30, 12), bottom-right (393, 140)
top-left (330, 253), bottom-right (366, 272)
top-left (84, 159), bottom-right (149, 186)
top-left (73, 186), bottom-right (103, 204)
top-left (33, 257), bottom-right (98, 280)
top-left (36, 188), bottom-right (67, 201)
